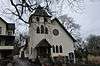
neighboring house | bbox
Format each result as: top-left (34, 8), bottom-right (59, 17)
top-left (28, 5), bottom-right (76, 63)
top-left (0, 17), bottom-right (15, 60)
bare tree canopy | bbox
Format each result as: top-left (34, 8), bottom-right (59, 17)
top-left (86, 35), bottom-right (100, 51)
top-left (59, 15), bottom-right (80, 33)
top-left (59, 15), bottom-right (82, 49)
top-left (1, 0), bottom-right (84, 23)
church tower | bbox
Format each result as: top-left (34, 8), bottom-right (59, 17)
top-left (28, 5), bottom-right (52, 61)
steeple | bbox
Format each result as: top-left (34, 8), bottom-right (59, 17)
top-left (33, 5), bottom-right (51, 17)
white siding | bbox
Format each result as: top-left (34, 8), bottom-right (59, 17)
top-left (0, 19), bottom-right (6, 35)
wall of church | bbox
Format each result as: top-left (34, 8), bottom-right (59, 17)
top-left (28, 16), bottom-right (75, 60)
top-left (50, 20), bottom-right (74, 57)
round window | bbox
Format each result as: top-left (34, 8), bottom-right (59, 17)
top-left (53, 29), bottom-right (59, 36)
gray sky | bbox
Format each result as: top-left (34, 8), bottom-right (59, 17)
top-left (0, 0), bottom-right (100, 38)
top-left (65, 0), bottom-right (100, 38)
top-left (78, 0), bottom-right (100, 38)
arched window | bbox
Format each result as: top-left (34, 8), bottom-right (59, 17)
top-left (60, 45), bottom-right (63, 53)
top-left (31, 47), bottom-right (32, 54)
top-left (52, 45), bottom-right (55, 53)
top-left (56, 45), bottom-right (59, 53)
top-left (45, 27), bottom-right (48, 34)
top-left (37, 27), bottom-right (40, 33)
top-left (36, 17), bottom-right (39, 22)
top-left (41, 25), bottom-right (44, 34)
top-left (44, 17), bottom-right (47, 22)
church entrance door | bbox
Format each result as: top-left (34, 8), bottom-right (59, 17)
top-left (36, 39), bottom-right (51, 58)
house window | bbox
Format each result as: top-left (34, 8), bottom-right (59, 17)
top-left (41, 25), bottom-right (44, 34)
top-left (52, 45), bottom-right (55, 53)
top-left (45, 27), bottom-right (48, 34)
top-left (56, 45), bottom-right (59, 53)
top-left (37, 27), bottom-right (40, 33)
top-left (8, 32), bottom-right (12, 35)
top-left (0, 27), bottom-right (2, 34)
top-left (36, 17), bottom-right (39, 22)
top-left (59, 45), bottom-right (63, 53)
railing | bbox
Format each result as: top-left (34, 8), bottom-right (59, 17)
top-left (0, 46), bottom-right (14, 50)
top-left (42, 63), bottom-right (100, 66)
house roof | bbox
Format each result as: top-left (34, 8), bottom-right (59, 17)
top-left (0, 17), bottom-right (15, 30)
top-left (52, 18), bottom-right (76, 42)
top-left (7, 23), bottom-right (15, 30)
top-left (0, 17), bottom-right (7, 24)
top-left (32, 5), bottom-right (51, 17)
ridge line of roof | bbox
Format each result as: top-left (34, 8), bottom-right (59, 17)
top-left (0, 17), bottom-right (15, 24)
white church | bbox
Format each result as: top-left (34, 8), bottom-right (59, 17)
top-left (25, 5), bottom-right (76, 63)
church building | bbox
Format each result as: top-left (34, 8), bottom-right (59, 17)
top-left (27, 5), bottom-right (76, 63)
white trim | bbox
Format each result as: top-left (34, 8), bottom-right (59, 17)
top-left (0, 46), bottom-right (14, 50)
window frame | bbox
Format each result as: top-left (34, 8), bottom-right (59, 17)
top-left (45, 27), bottom-right (48, 34)
top-left (37, 27), bottom-right (40, 33)
top-left (52, 45), bottom-right (55, 53)
top-left (0, 27), bottom-right (2, 34)
top-left (59, 45), bottom-right (63, 53)
top-left (56, 45), bottom-right (59, 53)
top-left (36, 17), bottom-right (39, 22)
top-left (41, 25), bottom-right (44, 34)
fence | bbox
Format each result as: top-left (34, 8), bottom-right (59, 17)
top-left (62, 64), bottom-right (100, 66)
top-left (43, 63), bottom-right (100, 66)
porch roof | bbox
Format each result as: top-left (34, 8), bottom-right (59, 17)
top-left (36, 39), bottom-right (51, 48)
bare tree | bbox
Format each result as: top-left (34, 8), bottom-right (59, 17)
top-left (59, 15), bottom-right (80, 33)
top-left (1, 0), bottom-right (84, 23)
top-left (86, 35), bottom-right (100, 52)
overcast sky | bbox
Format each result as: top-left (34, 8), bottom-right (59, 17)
top-left (79, 0), bottom-right (100, 38)
top-left (0, 0), bottom-right (100, 39)
top-left (67, 0), bottom-right (100, 39)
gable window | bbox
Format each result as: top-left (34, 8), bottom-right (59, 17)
top-left (59, 45), bottom-right (63, 53)
top-left (45, 27), bottom-right (48, 34)
top-left (36, 17), bottom-right (39, 22)
top-left (53, 29), bottom-right (59, 36)
top-left (0, 27), bottom-right (2, 34)
top-left (37, 27), bottom-right (40, 33)
top-left (52, 45), bottom-right (55, 53)
top-left (56, 45), bottom-right (59, 53)
top-left (41, 25), bottom-right (44, 34)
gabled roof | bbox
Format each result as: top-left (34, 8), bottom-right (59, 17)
top-left (0, 17), bottom-right (15, 30)
top-left (32, 5), bottom-right (51, 17)
top-left (36, 39), bottom-right (51, 48)
top-left (0, 17), bottom-right (7, 24)
top-left (52, 18), bottom-right (76, 42)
